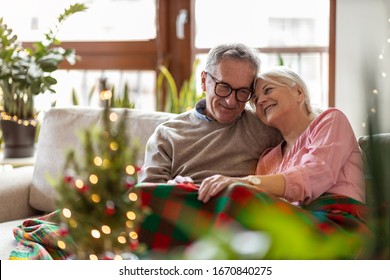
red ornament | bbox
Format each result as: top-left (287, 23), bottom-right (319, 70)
top-left (129, 239), bottom-right (139, 251)
top-left (77, 184), bottom-right (89, 194)
top-left (64, 176), bottom-right (73, 183)
top-left (105, 200), bottom-right (116, 216)
top-left (105, 207), bottom-right (116, 216)
top-left (126, 176), bottom-right (136, 189)
top-left (59, 227), bottom-right (69, 237)
top-left (102, 252), bottom-right (115, 260)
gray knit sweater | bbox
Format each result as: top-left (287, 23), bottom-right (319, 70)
top-left (138, 99), bottom-right (282, 184)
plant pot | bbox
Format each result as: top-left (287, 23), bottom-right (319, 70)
top-left (0, 119), bottom-right (37, 158)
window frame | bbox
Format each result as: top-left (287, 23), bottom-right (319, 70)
top-left (21, 0), bottom-right (335, 107)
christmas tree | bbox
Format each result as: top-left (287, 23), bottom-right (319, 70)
top-left (55, 83), bottom-right (145, 260)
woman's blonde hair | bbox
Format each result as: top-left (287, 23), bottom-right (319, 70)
top-left (252, 66), bottom-right (312, 115)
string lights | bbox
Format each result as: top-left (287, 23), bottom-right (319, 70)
top-left (0, 111), bottom-right (38, 126)
top-left (55, 82), bottom-right (145, 260)
top-left (362, 17), bottom-right (390, 129)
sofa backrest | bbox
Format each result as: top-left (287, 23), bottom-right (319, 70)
top-left (358, 133), bottom-right (390, 199)
top-left (29, 106), bottom-right (177, 212)
top-left (358, 133), bottom-right (390, 215)
top-left (358, 133), bottom-right (390, 256)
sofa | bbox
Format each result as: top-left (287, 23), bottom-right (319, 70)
top-left (0, 107), bottom-right (177, 260)
top-left (358, 133), bottom-right (390, 258)
top-left (1, 106), bottom-right (389, 260)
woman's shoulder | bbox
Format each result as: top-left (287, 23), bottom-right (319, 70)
top-left (312, 107), bottom-right (349, 126)
top-left (308, 107), bottom-right (355, 141)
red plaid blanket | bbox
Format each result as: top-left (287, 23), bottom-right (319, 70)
top-left (137, 183), bottom-right (371, 258)
top-left (9, 183), bottom-right (371, 259)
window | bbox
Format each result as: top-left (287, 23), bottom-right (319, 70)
top-left (1, 0), bottom-right (160, 111)
top-left (194, 0), bottom-right (331, 108)
top-left (0, 0), bottom-right (334, 112)
top-left (2, 0), bottom-right (156, 41)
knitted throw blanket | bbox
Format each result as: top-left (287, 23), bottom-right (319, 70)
top-left (9, 183), bottom-right (370, 260)
top-left (9, 210), bottom-right (71, 260)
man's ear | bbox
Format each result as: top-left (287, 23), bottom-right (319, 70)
top-left (201, 71), bottom-right (207, 92)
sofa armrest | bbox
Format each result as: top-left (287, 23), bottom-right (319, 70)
top-left (0, 166), bottom-right (41, 223)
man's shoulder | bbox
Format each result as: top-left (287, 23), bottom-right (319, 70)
top-left (167, 109), bottom-right (194, 121)
top-left (155, 110), bottom-right (196, 129)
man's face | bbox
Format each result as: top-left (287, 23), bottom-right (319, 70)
top-left (201, 59), bottom-right (255, 123)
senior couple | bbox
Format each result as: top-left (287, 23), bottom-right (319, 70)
top-left (139, 43), bottom-right (364, 206)
top-left (137, 43), bottom-right (369, 256)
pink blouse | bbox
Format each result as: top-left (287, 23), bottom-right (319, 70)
top-left (256, 108), bottom-right (365, 205)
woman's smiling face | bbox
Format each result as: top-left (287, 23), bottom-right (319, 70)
top-left (253, 78), bottom-right (299, 128)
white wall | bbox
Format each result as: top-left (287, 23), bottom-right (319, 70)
top-left (336, 0), bottom-right (390, 137)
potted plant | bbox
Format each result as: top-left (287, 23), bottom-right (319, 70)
top-left (156, 59), bottom-right (205, 113)
top-left (0, 3), bottom-right (87, 158)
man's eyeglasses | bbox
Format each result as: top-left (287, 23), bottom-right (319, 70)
top-left (206, 72), bottom-right (253, 102)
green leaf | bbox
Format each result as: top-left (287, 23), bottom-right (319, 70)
top-left (72, 88), bottom-right (79, 105)
top-left (88, 84), bottom-right (96, 105)
top-left (158, 65), bottom-right (179, 113)
top-left (44, 76), bottom-right (58, 86)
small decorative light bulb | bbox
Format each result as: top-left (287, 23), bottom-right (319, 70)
top-left (128, 192), bottom-right (138, 202)
top-left (126, 165), bottom-right (136, 175)
top-left (94, 156), bottom-right (103, 166)
top-left (100, 90), bottom-right (112, 101)
top-left (89, 254), bottom-right (99, 260)
top-left (57, 240), bottom-right (66, 250)
top-left (91, 193), bottom-right (101, 203)
top-left (89, 174), bottom-right (98, 184)
top-left (126, 211), bottom-right (136, 220)
top-left (129, 231), bottom-right (138, 239)
top-left (91, 229), bottom-right (101, 239)
top-left (110, 141), bottom-right (118, 151)
top-left (109, 112), bottom-right (118, 122)
top-left (62, 208), bottom-right (72, 218)
top-left (101, 225), bottom-right (111, 234)
top-left (118, 236), bottom-right (127, 244)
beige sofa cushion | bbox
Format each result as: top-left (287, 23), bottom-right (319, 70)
top-left (29, 106), bottom-right (176, 212)
top-left (0, 166), bottom-right (39, 223)
top-left (0, 218), bottom-right (26, 260)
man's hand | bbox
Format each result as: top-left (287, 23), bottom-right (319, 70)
top-left (167, 175), bottom-right (194, 185)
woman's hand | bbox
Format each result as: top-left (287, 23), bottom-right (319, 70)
top-left (198, 175), bottom-right (244, 203)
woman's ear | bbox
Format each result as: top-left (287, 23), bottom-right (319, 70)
top-left (201, 71), bottom-right (207, 92)
top-left (295, 86), bottom-right (305, 102)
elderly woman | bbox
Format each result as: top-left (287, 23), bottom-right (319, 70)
top-left (198, 66), bottom-right (365, 207)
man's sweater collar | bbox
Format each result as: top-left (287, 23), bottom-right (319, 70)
top-left (194, 99), bottom-right (244, 123)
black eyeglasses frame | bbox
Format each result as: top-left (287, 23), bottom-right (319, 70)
top-left (205, 72), bottom-right (253, 103)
